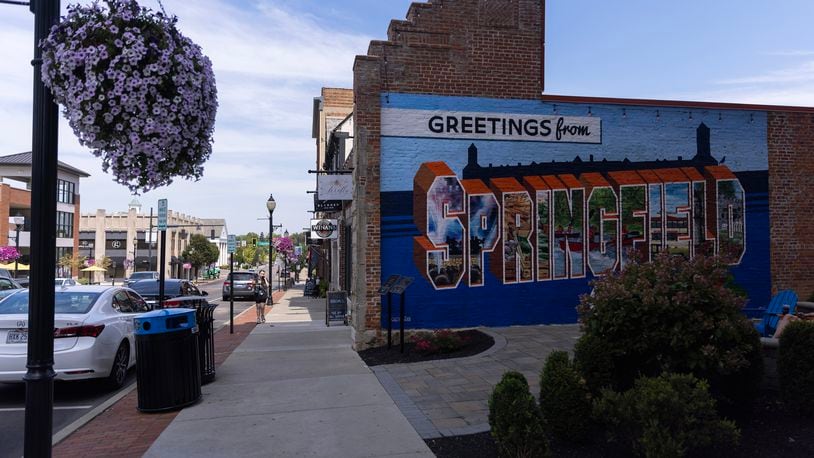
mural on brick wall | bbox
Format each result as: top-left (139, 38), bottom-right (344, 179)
top-left (381, 94), bottom-right (768, 329)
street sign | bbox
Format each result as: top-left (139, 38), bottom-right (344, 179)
top-left (257, 241), bottom-right (270, 247)
top-left (157, 199), bottom-right (168, 230)
top-left (227, 235), bottom-right (236, 254)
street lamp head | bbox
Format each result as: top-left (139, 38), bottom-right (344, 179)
top-left (266, 193), bottom-right (276, 214)
top-left (9, 215), bottom-right (24, 229)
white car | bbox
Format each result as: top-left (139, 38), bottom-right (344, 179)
top-left (0, 285), bottom-right (151, 388)
top-left (55, 278), bottom-right (78, 288)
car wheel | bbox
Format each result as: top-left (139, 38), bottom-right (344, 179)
top-left (222, 295), bottom-right (229, 301)
top-left (107, 342), bottom-right (130, 390)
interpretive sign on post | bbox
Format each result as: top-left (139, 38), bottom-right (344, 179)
top-left (326, 291), bottom-right (348, 326)
top-left (390, 276), bottom-right (414, 295)
top-left (378, 275), bottom-right (401, 294)
top-left (157, 198), bottom-right (168, 230)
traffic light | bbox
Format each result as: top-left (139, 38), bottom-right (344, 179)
top-left (251, 237), bottom-right (257, 247)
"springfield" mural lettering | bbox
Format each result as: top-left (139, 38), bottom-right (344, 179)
top-left (413, 124), bottom-right (746, 290)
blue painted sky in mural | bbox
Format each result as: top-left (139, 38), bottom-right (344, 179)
top-left (381, 94), bottom-right (769, 192)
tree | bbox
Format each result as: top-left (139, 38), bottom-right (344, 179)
top-left (58, 252), bottom-right (87, 275)
top-left (182, 234), bottom-right (219, 277)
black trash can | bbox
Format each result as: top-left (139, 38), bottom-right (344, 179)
top-left (196, 303), bottom-right (218, 384)
top-left (134, 309), bottom-right (201, 412)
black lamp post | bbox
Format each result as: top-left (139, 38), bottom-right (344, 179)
top-left (266, 194), bottom-right (276, 289)
top-left (11, 216), bottom-right (24, 276)
top-left (132, 237), bottom-right (138, 272)
top-left (283, 229), bottom-right (289, 290)
top-left (12, 0), bottom-right (61, 455)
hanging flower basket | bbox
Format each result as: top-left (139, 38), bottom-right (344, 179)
top-left (0, 247), bottom-right (21, 263)
top-left (41, 0), bottom-right (218, 193)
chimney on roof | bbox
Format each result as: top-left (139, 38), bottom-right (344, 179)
top-left (695, 123), bottom-right (711, 160)
top-left (467, 143), bottom-right (478, 168)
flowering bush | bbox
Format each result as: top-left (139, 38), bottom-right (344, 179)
top-left (0, 247), bottom-right (21, 263)
top-left (574, 254), bottom-right (763, 410)
top-left (410, 329), bottom-right (468, 355)
top-left (41, 0), bottom-right (218, 193)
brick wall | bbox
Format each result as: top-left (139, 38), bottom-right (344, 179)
top-left (352, 0), bottom-right (544, 346)
top-left (768, 111), bottom-right (814, 300)
top-left (0, 184), bottom-right (31, 246)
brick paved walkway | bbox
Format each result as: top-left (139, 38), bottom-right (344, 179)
top-left (53, 291), bottom-right (285, 457)
top-left (372, 324), bottom-right (580, 439)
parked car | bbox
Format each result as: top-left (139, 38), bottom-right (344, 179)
top-left (124, 271), bottom-right (159, 287)
top-left (128, 279), bottom-right (209, 309)
top-left (0, 268), bottom-right (27, 288)
top-left (0, 278), bottom-right (24, 300)
top-left (55, 278), bottom-right (78, 288)
top-left (222, 271), bottom-right (259, 301)
top-left (0, 285), bottom-right (151, 388)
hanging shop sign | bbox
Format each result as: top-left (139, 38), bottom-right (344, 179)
top-left (310, 219), bottom-right (339, 240)
top-left (314, 194), bottom-right (342, 212)
top-left (317, 174), bottom-right (353, 201)
top-left (381, 108), bottom-right (602, 144)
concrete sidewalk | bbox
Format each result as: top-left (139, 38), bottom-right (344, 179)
top-left (146, 286), bottom-right (433, 457)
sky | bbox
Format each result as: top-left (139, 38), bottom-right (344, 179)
top-left (1, 0), bottom-right (813, 235)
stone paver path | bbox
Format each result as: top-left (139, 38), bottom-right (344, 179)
top-left (372, 324), bottom-right (580, 438)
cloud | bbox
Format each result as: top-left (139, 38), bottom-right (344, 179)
top-left (0, 0), bottom-right (368, 235)
top-left (659, 56), bottom-right (814, 107)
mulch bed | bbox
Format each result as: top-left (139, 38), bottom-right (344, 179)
top-left (357, 329), bottom-right (495, 366)
top-left (426, 389), bottom-right (814, 458)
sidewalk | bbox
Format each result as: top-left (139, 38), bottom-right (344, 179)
top-left (373, 325), bottom-right (580, 438)
top-left (145, 285), bottom-right (433, 457)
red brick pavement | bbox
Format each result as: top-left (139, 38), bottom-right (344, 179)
top-left (53, 291), bottom-right (285, 457)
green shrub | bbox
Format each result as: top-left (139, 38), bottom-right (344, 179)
top-left (778, 321), bottom-right (814, 415)
top-left (539, 351), bottom-right (592, 443)
top-left (573, 332), bottom-right (617, 394)
top-left (574, 254), bottom-right (763, 409)
top-left (488, 371), bottom-right (548, 457)
top-left (595, 373), bottom-right (739, 457)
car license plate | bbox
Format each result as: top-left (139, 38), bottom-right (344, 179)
top-left (6, 329), bottom-right (28, 344)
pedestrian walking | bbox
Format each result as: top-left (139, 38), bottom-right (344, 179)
top-left (255, 270), bottom-right (269, 323)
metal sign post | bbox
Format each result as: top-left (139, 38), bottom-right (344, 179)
top-left (227, 235), bottom-right (236, 334)
top-left (389, 276), bottom-right (414, 354)
top-left (378, 275), bottom-right (402, 350)
top-left (157, 199), bottom-right (168, 308)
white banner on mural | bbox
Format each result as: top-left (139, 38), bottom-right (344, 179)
top-left (318, 174), bottom-right (353, 201)
top-left (381, 108), bottom-right (602, 143)
top-left (310, 219), bottom-right (339, 239)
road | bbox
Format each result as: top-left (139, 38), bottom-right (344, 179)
top-left (0, 277), bottom-right (255, 458)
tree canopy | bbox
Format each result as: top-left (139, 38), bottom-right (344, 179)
top-left (182, 234), bottom-right (220, 269)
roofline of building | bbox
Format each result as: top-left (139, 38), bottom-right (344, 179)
top-left (539, 93), bottom-right (814, 113)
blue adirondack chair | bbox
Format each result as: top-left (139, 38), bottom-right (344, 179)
top-left (755, 290), bottom-right (798, 337)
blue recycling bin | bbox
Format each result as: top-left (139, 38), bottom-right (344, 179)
top-left (134, 309), bottom-right (201, 412)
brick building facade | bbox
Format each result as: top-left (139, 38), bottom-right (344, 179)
top-left (347, 0), bottom-right (814, 347)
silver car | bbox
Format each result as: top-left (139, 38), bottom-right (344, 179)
top-left (0, 285), bottom-right (150, 388)
top-left (222, 271), bottom-right (259, 301)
